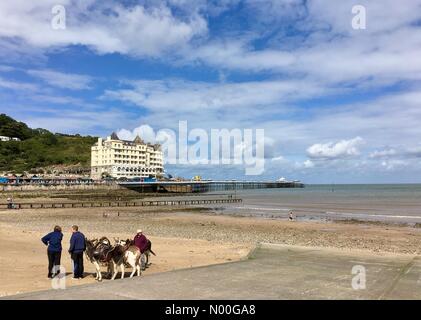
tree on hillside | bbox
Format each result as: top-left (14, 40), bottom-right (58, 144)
top-left (0, 114), bottom-right (98, 172)
top-left (0, 113), bottom-right (37, 140)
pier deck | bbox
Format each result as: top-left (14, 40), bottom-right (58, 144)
top-left (119, 180), bottom-right (304, 193)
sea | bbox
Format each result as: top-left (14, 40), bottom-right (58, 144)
top-left (149, 184), bottom-right (421, 224)
top-left (218, 184), bottom-right (421, 224)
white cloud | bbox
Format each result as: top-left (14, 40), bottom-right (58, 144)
top-left (18, 107), bottom-right (137, 135)
top-left (380, 159), bottom-right (408, 171)
top-left (271, 155), bottom-right (285, 162)
top-left (1, 0), bottom-right (420, 91)
top-left (0, 65), bottom-right (15, 72)
top-left (103, 78), bottom-right (328, 113)
top-left (27, 69), bottom-right (93, 90)
top-left (182, 0), bottom-right (421, 89)
top-left (406, 146), bottom-right (421, 158)
top-left (369, 149), bottom-right (397, 159)
top-left (0, 1), bottom-right (207, 58)
top-left (0, 77), bottom-right (38, 91)
top-left (116, 125), bottom-right (157, 143)
top-left (307, 137), bottom-right (364, 159)
top-left (187, 41), bottom-right (296, 72)
top-left (368, 145), bottom-right (421, 162)
top-left (303, 159), bottom-right (315, 168)
top-left (293, 159), bottom-right (315, 169)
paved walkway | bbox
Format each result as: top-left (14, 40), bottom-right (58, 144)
top-left (6, 244), bottom-right (421, 300)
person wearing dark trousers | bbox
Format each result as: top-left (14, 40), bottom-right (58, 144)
top-left (41, 225), bottom-right (63, 278)
top-left (69, 225), bottom-right (86, 279)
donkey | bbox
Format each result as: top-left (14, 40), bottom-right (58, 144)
top-left (120, 238), bottom-right (156, 269)
top-left (110, 239), bottom-right (141, 280)
top-left (85, 237), bottom-right (114, 281)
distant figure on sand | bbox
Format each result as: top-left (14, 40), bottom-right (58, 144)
top-left (289, 211), bottom-right (295, 221)
top-left (7, 197), bottom-right (14, 209)
top-left (69, 225), bottom-right (86, 279)
top-left (134, 229), bottom-right (149, 270)
top-left (41, 225), bottom-right (63, 278)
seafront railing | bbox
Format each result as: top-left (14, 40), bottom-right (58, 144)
top-left (0, 198), bottom-right (242, 209)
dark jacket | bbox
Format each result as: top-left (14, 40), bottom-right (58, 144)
top-left (134, 234), bottom-right (148, 253)
top-left (69, 231), bottom-right (86, 254)
top-left (41, 231), bottom-right (63, 252)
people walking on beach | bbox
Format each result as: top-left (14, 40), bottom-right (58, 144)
top-left (69, 225), bottom-right (86, 279)
top-left (134, 229), bottom-right (148, 270)
top-left (289, 211), bottom-right (295, 221)
top-left (41, 225), bottom-right (63, 278)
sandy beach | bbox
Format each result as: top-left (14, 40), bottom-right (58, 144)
top-left (1, 203), bottom-right (421, 297)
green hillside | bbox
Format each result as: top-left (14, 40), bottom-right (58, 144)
top-left (0, 114), bottom-right (97, 173)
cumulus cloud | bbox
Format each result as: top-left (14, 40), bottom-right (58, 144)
top-left (116, 124), bottom-right (157, 143)
top-left (307, 137), bottom-right (364, 159)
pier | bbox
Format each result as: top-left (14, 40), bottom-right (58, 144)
top-left (118, 180), bottom-right (304, 193)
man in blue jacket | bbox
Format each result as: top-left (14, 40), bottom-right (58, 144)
top-left (41, 225), bottom-right (63, 278)
top-left (69, 225), bottom-right (86, 279)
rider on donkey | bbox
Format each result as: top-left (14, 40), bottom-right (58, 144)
top-left (133, 229), bottom-right (148, 270)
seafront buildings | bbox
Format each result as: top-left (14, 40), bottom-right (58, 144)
top-left (0, 136), bottom-right (21, 142)
top-left (90, 132), bottom-right (164, 180)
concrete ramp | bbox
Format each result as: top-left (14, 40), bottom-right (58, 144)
top-left (5, 244), bottom-right (421, 300)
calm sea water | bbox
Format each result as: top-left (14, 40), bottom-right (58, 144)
top-left (150, 184), bottom-right (421, 223)
top-left (221, 184), bottom-right (421, 223)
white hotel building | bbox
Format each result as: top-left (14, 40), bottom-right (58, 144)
top-left (90, 132), bottom-right (164, 180)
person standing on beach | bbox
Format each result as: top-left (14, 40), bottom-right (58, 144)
top-left (7, 197), bottom-right (14, 209)
top-left (69, 225), bottom-right (86, 279)
top-left (134, 229), bottom-right (148, 270)
top-left (41, 225), bottom-right (63, 278)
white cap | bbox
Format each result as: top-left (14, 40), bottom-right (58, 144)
top-left (137, 229), bottom-right (143, 234)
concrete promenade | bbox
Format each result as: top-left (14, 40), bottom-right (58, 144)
top-left (5, 244), bottom-right (421, 300)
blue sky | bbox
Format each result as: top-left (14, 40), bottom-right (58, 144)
top-left (1, 0), bottom-right (421, 183)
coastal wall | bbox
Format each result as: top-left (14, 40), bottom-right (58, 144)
top-left (0, 183), bottom-right (121, 192)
